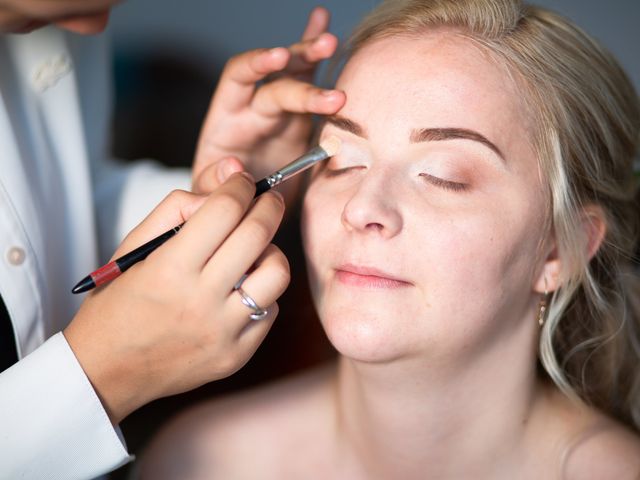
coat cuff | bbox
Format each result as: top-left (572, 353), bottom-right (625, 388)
top-left (0, 332), bottom-right (132, 479)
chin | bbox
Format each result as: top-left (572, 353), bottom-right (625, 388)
top-left (319, 305), bottom-right (417, 363)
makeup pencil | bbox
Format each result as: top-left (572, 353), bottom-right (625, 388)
top-left (71, 136), bottom-right (341, 294)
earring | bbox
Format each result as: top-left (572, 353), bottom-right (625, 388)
top-left (537, 277), bottom-right (549, 327)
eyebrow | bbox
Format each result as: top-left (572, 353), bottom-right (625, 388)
top-left (325, 115), bottom-right (505, 162)
top-left (325, 115), bottom-right (365, 137)
top-left (410, 127), bottom-right (504, 161)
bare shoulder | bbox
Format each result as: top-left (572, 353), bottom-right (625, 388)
top-left (562, 413), bottom-right (640, 480)
top-left (138, 362), bottom-right (337, 480)
top-left (532, 384), bottom-right (640, 479)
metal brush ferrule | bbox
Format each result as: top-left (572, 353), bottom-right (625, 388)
top-left (275, 146), bottom-right (328, 183)
top-left (265, 171), bottom-right (285, 188)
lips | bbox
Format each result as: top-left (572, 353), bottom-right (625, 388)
top-left (334, 263), bottom-right (411, 289)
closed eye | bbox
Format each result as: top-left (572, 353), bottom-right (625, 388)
top-left (419, 173), bottom-right (468, 192)
top-left (323, 166), bottom-right (364, 177)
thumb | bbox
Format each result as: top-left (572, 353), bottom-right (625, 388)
top-left (192, 156), bottom-right (245, 194)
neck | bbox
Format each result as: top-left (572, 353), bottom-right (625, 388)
top-left (333, 323), bottom-right (542, 478)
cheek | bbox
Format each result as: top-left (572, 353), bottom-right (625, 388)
top-left (301, 171), bottom-right (546, 363)
top-left (428, 215), bottom-right (504, 277)
top-left (411, 189), bottom-right (544, 314)
top-left (301, 184), bottom-right (337, 292)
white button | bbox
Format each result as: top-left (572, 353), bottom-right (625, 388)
top-left (32, 54), bottom-right (72, 92)
top-left (6, 246), bottom-right (26, 266)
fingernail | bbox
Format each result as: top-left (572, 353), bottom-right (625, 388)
top-left (217, 159), bottom-right (240, 183)
top-left (320, 89), bottom-right (338, 97)
top-left (217, 160), bottom-right (229, 184)
top-left (240, 171), bottom-right (255, 182)
top-left (313, 33), bottom-right (328, 44)
top-left (268, 47), bottom-right (287, 60)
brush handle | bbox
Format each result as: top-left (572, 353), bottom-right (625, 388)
top-left (72, 144), bottom-right (332, 294)
top-left (254, 178), bottom-right (273, 196)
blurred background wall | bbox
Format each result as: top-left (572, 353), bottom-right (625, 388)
top-left (105, 1), bottom-right (639, 477)
top-left (109, 0), bottom-right (639, 88)
top-left (107, 0), bottom-right (640, 166)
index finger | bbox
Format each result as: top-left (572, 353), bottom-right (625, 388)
top-left (166, 172), bottom-right (257, 269)
top-left (212, 47), bottom-right (290, 113)
top-left (210, 7), bottom-right (331, 114)
top-left (282, 32), bottom-right (338, 80)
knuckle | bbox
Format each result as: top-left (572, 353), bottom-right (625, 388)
top-left (165, 188), bottom-right (191, 204)
top-left (303, 82), bottom-right (318, 94)
top-left (273, 256), bottom-right (291, 288)
top-left (194, 165), bottom-right (217, 189)
top-left (226, 49), bottom-right (266, 73)
top-left (261, 191), bottom-right (285, 214)
top-left (245, 218), bottom-right (274, 244)
top-left (228, 171), bottom-right (256, 192)
top-left (214, 353), bottom-right (237, 376)
top-left (215, 192), bottom-right (247, 219)
top-left (223, 349), bottom-right (246, 373)
top-left (265, 246), bottom-right (291, 288)
top-left (152, 264), bottom-right (175, 285)
top-left (270, 190), bottom-right (285, 207)
top-left (224, 53), bottom-right (245, 71)
top-left (268, 302), bottom-right (280, 318)
top-left (180, 299), bottom-right (207, 326)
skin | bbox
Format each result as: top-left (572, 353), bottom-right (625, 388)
top-left (0, 0), bottom-right (118, 34)
top-left (191, 6), bottom-right (346, 202)
top-left (0, 0), bottom-right (346, 192)
top-left (65, 174), bottom-right (290, 424)
top-left (3, 2), bottom-right (346, 424)
top-left (141, 33), bottom-right (640, 479)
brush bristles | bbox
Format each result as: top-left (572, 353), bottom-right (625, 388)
top-left (319, 135), bottom-right (341, 157)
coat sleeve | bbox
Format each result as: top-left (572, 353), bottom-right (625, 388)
top-left (0, 332), bottom-right (132, 479)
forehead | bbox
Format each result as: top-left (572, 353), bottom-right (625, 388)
top-left (336, 34), bottom-right (528, 152)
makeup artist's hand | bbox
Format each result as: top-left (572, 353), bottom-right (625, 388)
top-left (0, 0), bottom-right (116, 34)
top-left (192, 6), bottom-right (346, 203)
top-left (63, 173), bottom-right (289, 424)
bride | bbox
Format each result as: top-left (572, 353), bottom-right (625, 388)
top-left (140, 1), bottom-right (640, 477)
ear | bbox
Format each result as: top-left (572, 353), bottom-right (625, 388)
top-left (580, 204), bottom-right (607, 261)
top-left (533, 238), bottom-right (561, 295)
top-left (533, 204), bottom-right (607, 294)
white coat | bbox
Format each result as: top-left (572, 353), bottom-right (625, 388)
top-left (0, 26), bottom-right (190, 479)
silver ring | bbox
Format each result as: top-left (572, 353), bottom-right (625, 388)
top-left (234, 275), bottom-right (268, 321)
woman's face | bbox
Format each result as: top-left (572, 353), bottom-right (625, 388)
top-left (301, 33), bottom-right (549, 364)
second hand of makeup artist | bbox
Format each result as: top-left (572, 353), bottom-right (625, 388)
top-left (190, 6), bottom-right (346, 201)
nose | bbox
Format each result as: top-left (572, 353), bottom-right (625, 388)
top-left (340, 169), bottom-right (403, 238)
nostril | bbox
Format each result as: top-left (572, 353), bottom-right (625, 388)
top-left (365, 223), bottom-right (384, 232)
top-left (340, 184), bottom-right (402, 238)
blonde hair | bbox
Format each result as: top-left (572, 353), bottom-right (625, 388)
top-left (341, 0), bottom-right (640, 429)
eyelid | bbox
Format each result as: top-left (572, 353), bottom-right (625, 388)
top-left (419, 173), bottom-right (468, 192)
top-left (324, 148), bottom-right (366, 171)
top-left (323, 165), bottom-right (365, 177)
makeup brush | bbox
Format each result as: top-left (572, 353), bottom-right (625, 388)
top-left (71, 136), bottom-right (341, 294)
